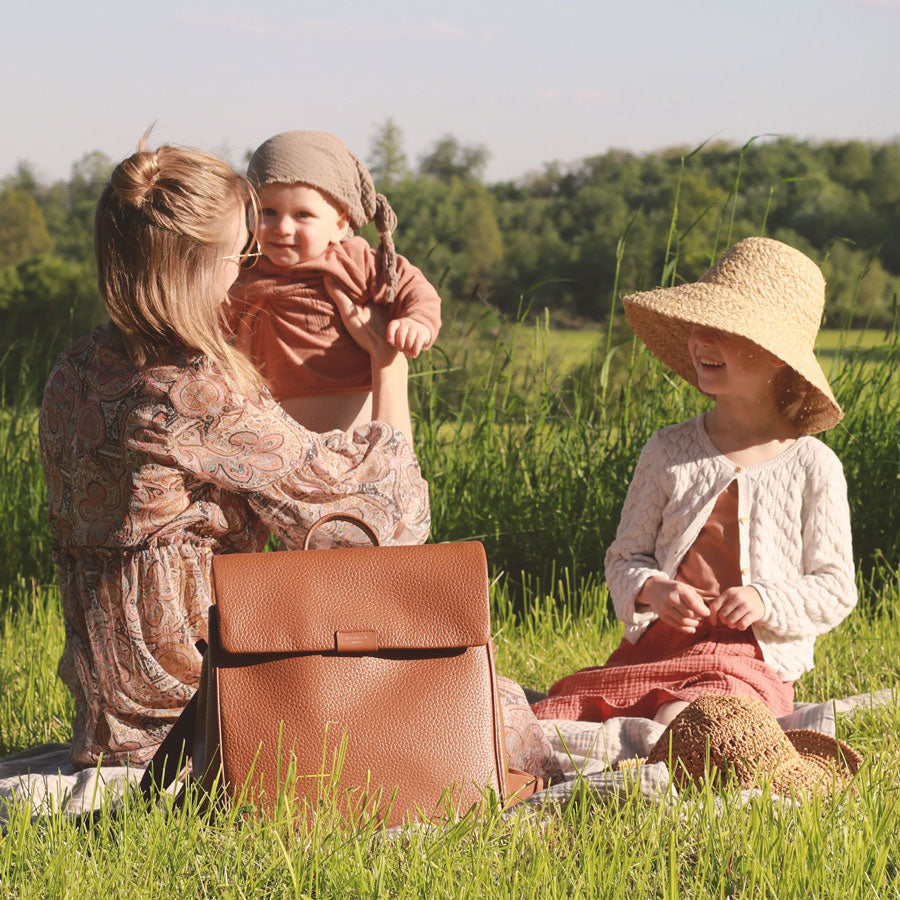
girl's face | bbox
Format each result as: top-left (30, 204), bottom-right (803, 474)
top-left (687, 325), bottom-right (785, 401)
top-left (256, 183), bottom-right (349, 267)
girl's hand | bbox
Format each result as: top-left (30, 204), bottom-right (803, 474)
top-left (387, 317), bottom-right (431, 358)
top-left (325, 277), bottom-right (398, 368)
top-left (708, 586), bottom-right (765, 630)
top-left (636, 577), bottom-right (710, 633)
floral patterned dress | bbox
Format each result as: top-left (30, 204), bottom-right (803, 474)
top-left (38, 324), bottom-right (430, 766)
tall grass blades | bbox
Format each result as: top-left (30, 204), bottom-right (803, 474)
top-left (0, 333), bottom-right (54, 597)
top-left (413, 313), bottom-right (900, 609)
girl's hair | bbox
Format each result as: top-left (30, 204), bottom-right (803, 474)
top-left (775, 366), bottom-right (811, 426)
top-left (94, 135), bottom-right (263, 392)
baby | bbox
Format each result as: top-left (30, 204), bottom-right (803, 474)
top-left (229, 131), bottom-right (441, 432)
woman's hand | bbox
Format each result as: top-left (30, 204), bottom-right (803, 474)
top-left (325, 276), bottom-right (413, 440)
top-left (708, 586), bottom-right (765, 630)
top-left (636, 577), bottom-right (710, 633)
top-left (325, 276), bottom-right (398, 368)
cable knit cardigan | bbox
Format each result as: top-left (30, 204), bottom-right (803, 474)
top-left (604, 416), bottom-right (857, 681)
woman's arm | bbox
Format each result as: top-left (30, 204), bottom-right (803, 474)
top-left (127, 362), bottom-right (429, 549)
top-left (326, 275), bottom-right (413, 441)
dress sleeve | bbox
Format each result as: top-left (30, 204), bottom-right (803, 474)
top-left (752, 447), bottom-right (857, 638)
top-left (603, 432), bottom-right (670, 627)
top-left (127, 363), bottom-right (430, 548)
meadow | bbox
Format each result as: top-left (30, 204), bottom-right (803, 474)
top-left (2, 138), bottom-right (900, 894)
top-left (1, 307), bottom-right (899, 897)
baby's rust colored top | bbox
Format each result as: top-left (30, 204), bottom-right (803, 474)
top-left (229, 236), bottom-right (442, 398)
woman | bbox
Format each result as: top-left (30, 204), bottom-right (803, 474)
top-left (38, 138), bottom-right (430, 767)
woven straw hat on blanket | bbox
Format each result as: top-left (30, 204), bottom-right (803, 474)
top-left (646, 695), bottom-right (861, 796)
top-left (622, 237), bottom-right (842, 435)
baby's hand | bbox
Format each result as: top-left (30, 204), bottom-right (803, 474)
top-left (636, 577), bottom-right (710, 633)
top-left (708, 586), bottom-right (765, 630)
top-left (386, 317), bottom-right (432, 358)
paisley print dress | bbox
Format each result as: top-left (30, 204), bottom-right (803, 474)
top-left (39, 324), bottom-right (430, 766)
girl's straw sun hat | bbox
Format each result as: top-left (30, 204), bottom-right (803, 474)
top-left (622, 237), bottom-right (843, 434)
top-left (646, 694), bottom-right (861, 796)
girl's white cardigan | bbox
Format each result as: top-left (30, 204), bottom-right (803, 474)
top-left (604, 416), bottom-right (857, 681)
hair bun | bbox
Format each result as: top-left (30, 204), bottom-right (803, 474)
top-left (111, 149), bottom-right (163, 206)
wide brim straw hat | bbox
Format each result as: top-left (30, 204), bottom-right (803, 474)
top-left (622, 237), bottom-right (843, 435)
top-left (646, 695), bottom-right (862, 796)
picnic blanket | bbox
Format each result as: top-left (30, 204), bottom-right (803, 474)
top-left (1, 687), bottom-right (894, 824)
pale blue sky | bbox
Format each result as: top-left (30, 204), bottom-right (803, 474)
top-left (3, 0), bottom-right (898, 183)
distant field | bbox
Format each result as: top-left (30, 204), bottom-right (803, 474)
top-left (432, 323), bottom-right (896, 389)
top-left (816, 328), bottom-right (895, 353)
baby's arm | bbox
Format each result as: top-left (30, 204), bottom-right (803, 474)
top-left (385, 254), bottom-right (442, 356)
top-left (749, 446), bottom-right (857, 639)
top-left (604, 431), bottom-right (706, 632)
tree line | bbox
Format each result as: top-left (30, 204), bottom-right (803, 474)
top-left (2, 125), bottom-right (898, 387)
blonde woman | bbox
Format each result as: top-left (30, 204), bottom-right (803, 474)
top-left (38, 138), bottom-right (429, 767)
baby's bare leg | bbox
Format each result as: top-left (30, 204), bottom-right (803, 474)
top-left (654, 701), bottom-right (690, 726)
top-left (280, 391), bottom-right (373, 433)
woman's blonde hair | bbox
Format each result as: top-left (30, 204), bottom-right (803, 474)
top-left (94, 135), bottom-right (263, 392)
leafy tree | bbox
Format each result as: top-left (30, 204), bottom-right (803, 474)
top-left (0, 253), bottom-right (103, 386)
top-left (368, 118), bottom-right (409, 190)
top-left (3, 131), bottom-right (900, 368)
top-left (419, 135), bottom-right (489, 183)
top-left (0, 189), bottom-right (52, 267)
top-left (46, 151), bottom-right (113, 264)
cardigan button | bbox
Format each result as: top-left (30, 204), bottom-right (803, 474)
top-left (740, 516), bottom-right (749, 524)
top-left (734, 466), bottom-right (743, 473)
top-left (741, 567), bottom-right (750, 576)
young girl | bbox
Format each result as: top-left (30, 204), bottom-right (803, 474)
top-left (228, 130), bottom-right (442, 432)
top-left (532, 237), bottom-right (857, 726)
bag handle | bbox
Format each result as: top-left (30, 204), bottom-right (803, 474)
top-left (302, 512), bottom-right (381, 550)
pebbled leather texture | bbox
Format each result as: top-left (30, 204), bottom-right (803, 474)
top-left (199, 535), bottom-right (511, 826)
top-left (212, 541), bottom-right (492, 654)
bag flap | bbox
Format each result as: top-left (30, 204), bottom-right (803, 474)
top-left (211, 541), bottom-right (491, 654)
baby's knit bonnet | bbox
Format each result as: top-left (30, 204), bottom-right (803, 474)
top-left (247, 130), bottom-right (399, 300)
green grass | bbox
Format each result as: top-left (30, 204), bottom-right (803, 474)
top-left (1, 574), bottom-right (899, 897)
top-left (1, 347), bottom-right (899, 894)
top-left (5, 764), bottom-right (899, 899)
top-left (411, 313), bottom-right (900, 604)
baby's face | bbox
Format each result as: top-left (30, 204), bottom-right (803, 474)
top-left (257, 183), bottom-right (349, 267)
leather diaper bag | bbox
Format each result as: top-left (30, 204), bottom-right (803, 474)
top-left (142, 514), bottom-right (538, 826)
